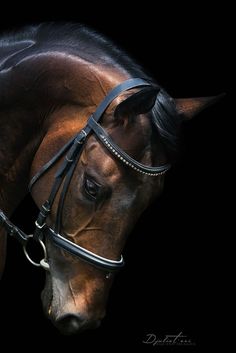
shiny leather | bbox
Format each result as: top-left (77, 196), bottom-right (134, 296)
top-left (46, 228), bottom-right (124, 271)
top-left (0, 210), bottom-right (29, 245)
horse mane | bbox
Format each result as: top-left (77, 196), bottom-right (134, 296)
top-left (0, 22), bottom-right (181, 159)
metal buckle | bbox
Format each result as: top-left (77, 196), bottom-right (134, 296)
top-left (66, 155), bottom-right (74, 162)
top-left (42, 204), bottom-right (50, 213)
top-left (81, 129), bottom-right (87, 138)
top-left (75, 129), bottom-right (87, 144)
top-left (35, 220), bottom-right (46, 229)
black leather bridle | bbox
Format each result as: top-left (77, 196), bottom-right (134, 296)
top-left (0, 78), bottom-right (171, 274)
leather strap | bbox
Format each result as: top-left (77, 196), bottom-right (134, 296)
top-left (54, 149), bottom-right (83, 234)
top-left (46, 227), bottom-right (124, 271)
top-left (0, 210), bottom-right (29, 245)
top-left (33, 130), bottom-right (87, 239)
top-left (28, 135), bottom-right (76, 191)
top-left (91, 78), bottom-right (151, 122)
top-left (88, 116), bottom-right (171, 175)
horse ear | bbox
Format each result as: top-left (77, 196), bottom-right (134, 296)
top-left (174, 94), bottom-right (225, 120)
top-left (114, 87), bottom-right (159, 118)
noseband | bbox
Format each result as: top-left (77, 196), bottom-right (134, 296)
top-left (0, 78), bottom-right (171, 274)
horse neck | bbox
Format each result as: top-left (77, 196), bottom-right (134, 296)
top-left (0, 109), bottom-right (46, 277)
top-left (0, 110), bottom-right (46, 214)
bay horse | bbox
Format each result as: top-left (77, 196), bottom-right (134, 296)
top-left (0, 23), bottom-right (219, 335)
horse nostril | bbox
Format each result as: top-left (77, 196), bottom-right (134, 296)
top-left (56, 314), bottom-right (83, 335)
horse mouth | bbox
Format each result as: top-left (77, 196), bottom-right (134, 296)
top-left (41, 272), bottom-right (53, 320)
top-left (40, 254), bottom-right (107, 334)
top-left (40, 272), bottom-right (102, 335)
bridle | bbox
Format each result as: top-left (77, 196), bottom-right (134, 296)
top-left (0, 78), bottom-right (171, 275)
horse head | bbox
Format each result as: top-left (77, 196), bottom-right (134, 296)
top-left (0, 23), bottom-right (222, 335)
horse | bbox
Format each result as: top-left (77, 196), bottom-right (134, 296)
top-left (0, 23), bottom-right (220, 335)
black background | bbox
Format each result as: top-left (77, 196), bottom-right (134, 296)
top-left (0, 4), bottom-right (228, 352)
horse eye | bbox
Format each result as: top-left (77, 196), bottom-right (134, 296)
top-left (84, 176), bottom-right (100, 200)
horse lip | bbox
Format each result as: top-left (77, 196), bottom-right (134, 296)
top-left (45, 285), bottom-right (53, 319)
top-left (41, 271), bottom-right (53, 319)
top-left (48, 303), bottom-right (52, 316)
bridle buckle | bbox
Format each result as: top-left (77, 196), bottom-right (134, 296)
top-left (35, 220), bottom-right (46, 229)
